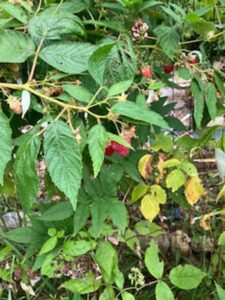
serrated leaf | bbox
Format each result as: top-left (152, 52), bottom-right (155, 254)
top-left (88, 43), bottom-right (116, 85)
top-left (28, 11), bottom-right (84, 41)
top-left (108, 199), bottom-right (128, 233)
top-left (39, 202), bottom-right (73, 221)
top-left (138, 154), bottom-right (153, 179)
top-left (214, 72), bottom-right (225, 98)
top-left (0, 30), bottom-right (35, 63)
top-left (14, 135), bottom-right (41, 212)
top-left (166, 169), bottom-right (186, 192)
top-left (62, 84), bottom-right (93, 104)
top-left (100, 287), bottom-right (116, 300)
top-left (74, 202), bottom-right (90, 235)
top-left (180, 162), bottom-right (198, 177)
top-left (205, 82), bottom-right (217, 120)
top-left (106, 132), bottom-right (133, 149)
top-left (40, 42), bottom-right (96, 74)
top-left (163, 158), bottom-right (181, 168)
top-left (90, 198), bottom-right (110, 236)
top-left (88, 125), bottom-right (107, 177)
top-left (152, 133), bottom-right (173, 152)
top-left (145, 240), bottom-right (164, 279)
top-left (44, 121), bottom-right (82, 210)
top-left (95, 241), bottom-right (117, 284)
top-left (39, 236), bottom-right (58, 256)
top-left (155, 281), bottom-right (175, 300)
top-left (107, 80), bottom-right (133, 97)
top-left (140, 195), bottom-right (160, 222)
top-left (0, 112), bottom-right (12, 186)
top-left (185, 177), bottom-right (204, 206)
top-left (122, 292), bottom-right (135, 300)
top-left (0, 3), bottom-right (28, 24)
top-left (63, 240), bottom-right (95, 257)
top-left (154, 25), bottom-right (180, 58)
top-left (111, 101), bottom-right (169, 129)
top-left (191, 77), bottom-right (204, 128)
top-left (169, 264), bottom-right (206, 290)
top-left (131, 184), bottom-right (149, 202)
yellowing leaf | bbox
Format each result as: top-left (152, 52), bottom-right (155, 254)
top-left (138, 154), bottom-right (153, 179)
top-left (150, 185), bottom-right (166, 204)
top-left (162, 158), bottom-right (181, 169)
top-left (151, 134), bottom-right (173, 153)
top-left (181, 162), bottom-right (198, 177)
top-left (166, 169), bottom-right (186, 192)
top-left (184, 177), bottom-right (204, 206)
top-left (140, 195), bottom-right (160, 222)
top-left (131, 184), bottom-right (149, 203)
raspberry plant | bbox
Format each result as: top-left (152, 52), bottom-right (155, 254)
top-left (0, 0), bottom-right (225, 299)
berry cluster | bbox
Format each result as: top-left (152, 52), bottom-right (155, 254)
top-left (105, 137), bottom-right (131, 157)
top-left (131, 20), bottom-right (149, 42)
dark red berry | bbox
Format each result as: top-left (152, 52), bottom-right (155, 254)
top-left (164, 65), bottom-right (174, 74)
top-left (105, 144), bottom-right (114, 156)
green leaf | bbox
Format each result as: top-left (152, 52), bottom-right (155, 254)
top-left (0, 3), bottom-right (28, 24)
top-left (63, 240), bottom-right (95, 257)
top-left (74, 201), bottom-right (90, 235)
top-left (88, 43), bottom-right (115, 85)
top-left (3, 227), bottom-right (37, 244)
top-left (90, 198), bottom-right (110, 236)
top-left (61, 276), bottom-right (101, 294)
top-left (44, 121), bottom-right (82, 210)
top-left (106, 132), bottom-right (133, 149)
top-left (0, 30), bottom-right (35, 63)
top-left (0, 112), bottom-right (12, 186)
top-left (40, 42), bottom-right (96, 74)
top-left (13, 135), bottom-right (41, 212)
top-left (95, 241), bottom-right (117, 284)
top-left (46, 1), bottom-right (88, 13)
top-left (218, 231), bottom-right (225, 245)
top-left (39, 202), bottom-right (73, 221)
top-left (152, 133), bottom-right (173, 152)
top-left (154, 25), bottom-right (180, 58)
top-left (88, 125), bottom-right (107, 178)
top-left (214, 71), bottom-right (225, 98)
top-left (108, 199), bottom-right (128, 233)
top-left (216, 283), bottom-right (225, 300)
top-left (122, 292), bottom-right (135, 300)
top-left (131, 184), bottom-right (149, 202)
top-left (191, 76), bottom-right (204, 128)
top-left (180, 162), bottom-right (198, 177)
top-left (169, 264), bottom-right (206, 290)
top-left (155, 281), bottom-right (175, 300)
top-left (166, 169), bottom-right (186, 192)
top-left (144, 240), bottom-right (164, 279)
top-left (100, 287), bottom-right (116, 300)
top-left (215, 148), bottom-right (225, 181)
top-left (88, 39), bottom-right (137, 86)
top-left (205, 82), bottom-right (217, 120)
top-left (28, 11), bottom-right (84, 41)
top-left (62, 84), bottom-right (93, 104)
top-left (107, 80), bottom-right (133, 97)
top-left (39, 236), bottom-right (58, 256)
top-left (111, 101), bottom-right (169, 129)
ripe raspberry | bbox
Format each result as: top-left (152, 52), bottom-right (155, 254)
top-left (189, 58), bottom-right (198, 65)
top-left (164, 65), bottom-right (174, 74)
top-left (105, 144), bottom-right (114, 156)
top-left (141, 67), bottom-right (152, 79)
top-left (112, 137), bottom-right (131, 156)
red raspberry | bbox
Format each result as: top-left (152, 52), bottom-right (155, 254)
top-left (141, 67), bottom-right (152, 79)
top-left (164, 65), bottom-right (174, 74)
top-left (111, 137), bottom-right (131, 157)
top-left (105, 144), bottom-right (114, 156)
